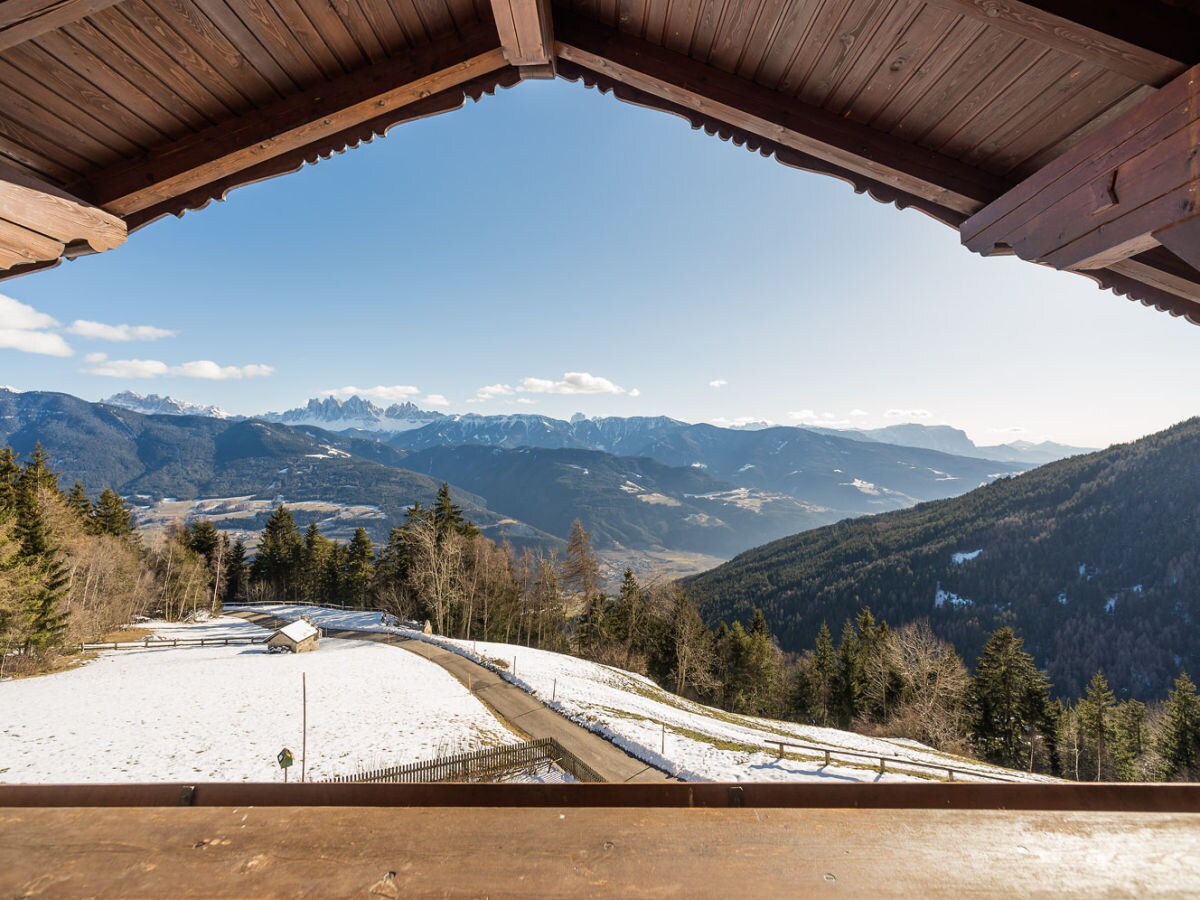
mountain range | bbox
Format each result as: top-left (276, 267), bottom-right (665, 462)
top-left (684, 418), bottom-right (1200, 700)
top-left (101, 392), bottom-right (1092, 465)
top-left (0, 388), bottom-right (1049, 563)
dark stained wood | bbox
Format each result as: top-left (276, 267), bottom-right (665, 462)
top-left (0, 0), bottom-right (123, 52)
top-left (555, 10), bottom-right (1007, 216)
top-left (76, 26), bottom-right (509, 214)
top-left (0, 159), bottom-right (125, 260)
top-left (962, 63), bottom-right (1200, 271)
top-left (921, 0), bottom-right (1187, 86)
top-left (1155, 217), bottom-right (1200, 271)
top-left (1015, 0), bottom-right (1200, 68)
top-left (490, 0), bottom-right (554, 68)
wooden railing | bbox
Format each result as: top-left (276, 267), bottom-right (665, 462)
top-left (324, 738), bottom-right (604, 784)
top-left (766, 739), bottom-right (1026, 783)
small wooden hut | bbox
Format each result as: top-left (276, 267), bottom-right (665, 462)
top-left (267, 618), bottom-right (320, 654)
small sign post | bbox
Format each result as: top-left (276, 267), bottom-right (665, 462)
top-left (278, 747), bottom-right (295, 783)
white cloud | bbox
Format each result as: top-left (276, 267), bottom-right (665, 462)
top-left (0, 295), bottom-right (58, 331)
top-left (0, 328), bottom-right (72, 357)
top-left (515, 397), bottom-right (536, 405)
top-left (709, 379), bottom-right (728, 388)
top-left (884, 408), bottom-right (933, 419)
top-left (0, 295), bottom-right (71, 356)
top-left (849, 408), bottom-right (869, 417)
top-left (423, 394), bottom-right (450, 408)
top-left (322, 384), bottom-right (420, 402)
top-left (82, 353), bottom-right (273, 380)
top-left (788, 409), bottom-right (818, 422)
top-left (173, 360), bottom-right (273, 380)
top-left (517, 372), bottom-right (632, 395)
top-left (472, 383), bottom-right (515, 402)
top-left (81, 355), bottom-right (170, 378)
top-left (988, 426), bottom-right (1028, 434)
top-left (67, 320), bottom-right (176, 342)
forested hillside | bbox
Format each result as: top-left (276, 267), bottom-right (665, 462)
top-left (685, 418), bottom-right (1200, 700)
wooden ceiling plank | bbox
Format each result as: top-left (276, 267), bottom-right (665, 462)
top-left (76, 28), bottom-right (509, 215)
top-left (230, 0), bottom-right (331, 91)
top-left (0, 159), bottom-right (125, 253)
top-left (146, 0), bottom-right (281, 109)
top-left (821, 0), bottom-right (923, 115)
top-left (0, 0), bottom-right (123, 52)
top-left (292, 0), bottom-right (367, 71)
top-left (920, 0), bottom-right (1186, 86)
top-left (189, 0), bottom-right (300, 97)
top-left (337, 0), bottom-right (389, 63)
top-left (71, 12), bottom-right (226, 130)
top-left (777, 0), bottom-right (852, 97)
top-left (556, 11), bottom-right (1007, 216)
top-left (490, 0), bottom-right (554, 67)
top-left (796, 0), bottom-right (893, 109)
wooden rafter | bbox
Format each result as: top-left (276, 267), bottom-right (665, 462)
top-left (0, 0), bottom-right (124, 52)
top-left (554, 11), bottom-right (1008, 218)
top-left (0, 159), bottom-right (125, 270)
top-left (75, 27), bottom-right (510, 216)
top-left (921, 0), bottom-right (1187, 86)
top-left (962, 63), bottom-right (1200, 272)
top-left (490, 0), bottom-right (554, 75)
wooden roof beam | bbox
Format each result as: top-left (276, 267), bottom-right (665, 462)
top-left (0, 159), bottom-right (125, 270)
top-left (491, 0), bottom-right (555, 78)
top-left (921, 1), bottom-right (1188, 86)
top-left (0, 1), bottom-right (124, 52)
top-left (962, 64), bottom-right (1200, 273)
top-left (75, 27), bottom-right (510, 216)
top-left (554, 12), bottom-right (1007, 218)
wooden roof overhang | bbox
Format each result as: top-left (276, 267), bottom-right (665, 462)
top-left (1, 0), bottom-right (1198, 322)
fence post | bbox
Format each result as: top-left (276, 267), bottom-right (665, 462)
top-left (552, 678), bottom-right (556, 702)
top-left (776, 741), bottom-right (784, 759)
top-left (879, 758), bottom-right (886, 775)
top-left (824, 749), bottom-right (831, 767)
top-left (948, 769), bottom-right (955, 782)
top-left (661, 722), bottom-right (666, 755)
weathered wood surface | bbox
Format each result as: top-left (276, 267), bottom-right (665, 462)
top-left (0, 158), bottom-right (125, 267)
top-left (3, 805), bottom-right (1199, 897)
top-left (921, 0), bottom-right (1187, 86)
top-left (491, 0), bottom-right (554, 69)
top-left (961, 63), bottom-right (1200, 271)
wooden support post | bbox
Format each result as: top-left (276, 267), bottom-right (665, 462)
top-left (824, 750), bottom-right (831, 768)
top-left (879, 758), bottom-right (886, 775)
top-left (490, 0), bottom-right (555, 75)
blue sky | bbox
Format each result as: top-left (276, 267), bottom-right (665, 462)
top-left (2, 77), bottom-right (1198, 448)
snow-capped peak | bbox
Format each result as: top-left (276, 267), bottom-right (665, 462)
top-left (103, 391), bottom-right (235, 419)
top-left (261, 395), bottom-right (446, 433)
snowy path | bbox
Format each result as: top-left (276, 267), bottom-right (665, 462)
top-left (0, 617), bottom-right (518, 783)
top-left (231, 609), bottom-right (670, 783)
top-left (231, 604), bottom-right (1050, 784)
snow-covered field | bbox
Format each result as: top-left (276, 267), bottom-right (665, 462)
top-left (235, 604), bottom-right (1052, 784)
top-left (0, 616), bottom-right (517, 783)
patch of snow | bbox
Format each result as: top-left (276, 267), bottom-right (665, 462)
top-left (231, 605), bottom-right (1051, 785)
top-left (951, 549), bottom-right (982, 565)
top-left (1131, 584), bottom-right (1143, 594)
top-left (736, 464), bottom-right (756, 473)
top-left (275, 619), bottom-right (318, 642)
top-left (934, 587), bottom-right (974, 609)
top-left (1106, 596), bottom-right (1117, 614)
top-left (0, 616), bottom-right (516, 783)
top-left (1058, 592), bottom-right (1068, 606)
top-left (619, 480), bottom-right (643, 494)
top-left (842, 478), bottom-right (879, 496)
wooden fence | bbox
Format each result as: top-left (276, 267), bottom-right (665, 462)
top-left (324, 738), bottom-right (604, 784)
top-left (766, 739), bottom-right (1026, 783)
top-left (79, 636), bottom-right (267, 651)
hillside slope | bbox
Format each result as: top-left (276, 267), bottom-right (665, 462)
top-left (685, 419), bottom-right (1200, 700)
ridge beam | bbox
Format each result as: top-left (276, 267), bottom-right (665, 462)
top-left (491, 0), bottom-right (555, 77)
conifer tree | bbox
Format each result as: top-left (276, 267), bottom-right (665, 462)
top-left (92, 488), bottom-right (134, 537)
top-left (1076, 671), bottom-right (1116, 781)
top-left (1111, 699), bottom-right (1148, 782)
top-left (298, 522), bottom-right (332, 602)
top-left (342, 528), bottom-right (375, 608)
top-left (562, 518), bottom-right (601, 602)
top-left (832, 620), bottom-right (863, 726)
top-left (0, 447), bottom-right (19, 510)
top-left (223, 538), bottom-right (247, 605)
top-left (13, 467), bottom-right (68, 653)
top-left (1156, 672), bottom-right (1200, 780)
top-left (66, 481), bottom-right (92, 521)
top-left (250, 505), bottom-right (302, 600)
top-left (970, 627), bottom-right (1055, 770)
top-left (812, 622), bottom-right (836, 726)
top-left (432, 483), bottom-right (476, 538)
